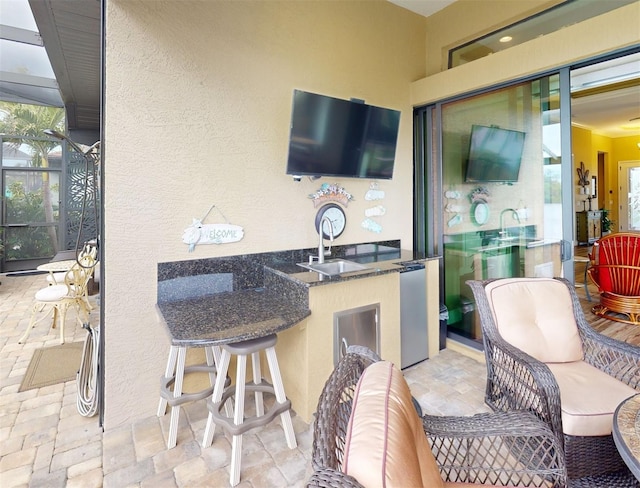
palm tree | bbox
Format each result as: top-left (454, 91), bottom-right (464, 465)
top-left (0, 102), bottom-right (65, 253)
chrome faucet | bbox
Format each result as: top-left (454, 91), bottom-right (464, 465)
top-left (500, 208), bottom-right (521, 238)
top-left (317, 216), bottom-right (334, 264)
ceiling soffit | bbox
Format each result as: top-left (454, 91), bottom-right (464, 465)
top-left (28, 0), bottom-right (101, 132)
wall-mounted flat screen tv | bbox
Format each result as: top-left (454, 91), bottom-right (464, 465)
top-left (465, 125), bottom-right (526, 183)
top-left (286, 90), bottom-right (400, 179)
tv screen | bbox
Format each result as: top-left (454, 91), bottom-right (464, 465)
top-left (286, 90), bottom-right (400, 179)
top-left (465, 125), bottom-right (526, 183)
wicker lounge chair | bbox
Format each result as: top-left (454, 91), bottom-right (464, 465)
top-left (467, 277), bottom-right (640, 486)
top-left (308, 346), bottom-right (567, 487)
top-left (587, 232), bottom-right (640, 325)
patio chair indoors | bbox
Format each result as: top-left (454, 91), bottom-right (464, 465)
top-left (308, 346), bottom-right (567, 488)
top-left (587, 232), bottom-right (640, 325)
top-left (467, 277), bottom-right (640, 486)
top-left (19, 253), bottom-right (97, 345)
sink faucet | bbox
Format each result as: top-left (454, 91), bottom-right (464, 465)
top-left (316, 216), bottom-right (334, 264)
top-left (500, 208), bottom-right (521, 237)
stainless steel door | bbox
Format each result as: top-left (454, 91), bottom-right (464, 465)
top-left (400, 267), bottom-right (427, 368)
top-left (334, 303), bottom-right (380, 366)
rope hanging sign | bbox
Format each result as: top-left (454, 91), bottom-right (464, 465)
top-left (182, 204), bottom-right (244, 252)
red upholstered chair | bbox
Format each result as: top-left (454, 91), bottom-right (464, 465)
top-left (587, 232), bottom-right (640, 325)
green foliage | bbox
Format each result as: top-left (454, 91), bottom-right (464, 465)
top-left (3, 181), bottom-right (56, 260)
top-left (0, 102), bottom-right (65, 261)
top-left (0, 102), bottom-right (65, 137)
top-left (600, 208), bottom-right (614, 233)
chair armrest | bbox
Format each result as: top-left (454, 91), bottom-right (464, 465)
top-left (578, 318), bottom-right (640, 389)
top-left (424, 411), bottom-right (567, 487)
top-left (564, 277), bottom-right (640, 389)
top-left (483, 332), bottom-right (564, 439)
top-left (306, 467), bottom-right (365, 488)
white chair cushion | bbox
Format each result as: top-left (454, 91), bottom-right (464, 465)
top-left (45, 272), bottom-right (68, 284)
top-left (35, 285), bottom-right (69, 302)
top-left (485, 278), bottom-right (584, 363)
top-left (547, 361), bottom-right (637, 436)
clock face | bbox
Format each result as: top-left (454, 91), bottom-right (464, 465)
top-left (315, 204), bottom-right (346, 239)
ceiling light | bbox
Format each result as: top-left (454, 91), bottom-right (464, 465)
top-left (499, 36), bottom-right (513, 43)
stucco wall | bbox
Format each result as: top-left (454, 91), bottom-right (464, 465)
top-left (103, 0), bottom-right (640, 429)
top-left (413, 2), bottom-right (640, 105)
top-left (423, 0), bottom-right (563, 75)
top-left (103, 0), bottom-right (426, 428)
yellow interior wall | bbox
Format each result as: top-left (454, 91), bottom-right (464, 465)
top-left (104, 0), bottom-right (426, 428)
top-left (571, 128), bottom-right (640, 231)
top-left (572, 126), bottom-right (594, 212)
top-left (612, 135), bottom-right (640, 228)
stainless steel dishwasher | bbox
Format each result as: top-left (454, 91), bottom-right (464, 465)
top-left (399, 261), bottom-right (428, 368)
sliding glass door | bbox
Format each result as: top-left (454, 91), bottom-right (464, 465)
top-left (415, 71), bottom-right (574, 348)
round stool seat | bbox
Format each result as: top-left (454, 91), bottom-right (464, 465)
top-left (223, 333), bottom-right (277, 355)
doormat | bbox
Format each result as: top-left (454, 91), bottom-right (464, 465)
top-left (19, 342), bottom-right (84, 392)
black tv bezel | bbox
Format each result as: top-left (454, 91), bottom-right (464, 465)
top-left (285, 89), bottom-right (400, 180)
top-left (464, 124), bottom-right (526, 183)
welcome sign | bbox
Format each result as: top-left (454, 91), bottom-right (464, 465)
top-left (182, 219), bottom-right (244, 251)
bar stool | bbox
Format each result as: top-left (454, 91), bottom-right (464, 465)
top-left (202, 333), bottom-right (297, 486)
top-left (158, 344), bottom-right (229, 449)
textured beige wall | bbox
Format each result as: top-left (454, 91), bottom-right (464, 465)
top-left (424, 0), bottom-right (562, 75)
top-left (103, 0), bottom-right (640, 429)
top-left (103, 0), bottom-right (426, 428)
top-left (413, 2), bottom-right (640, 105)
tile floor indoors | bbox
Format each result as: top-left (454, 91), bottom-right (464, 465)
top-left (0, 269), bottom-right (626, 488)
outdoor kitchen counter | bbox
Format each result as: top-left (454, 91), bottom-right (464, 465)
top-left (156, 287), bottom-right (311, 346)
top-left (156, 241), bottom-right (440, 422)
top-left (155, 245), bottom-right (420, 345)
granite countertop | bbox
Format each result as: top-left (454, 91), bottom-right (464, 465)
top-left (266, 248), bottom-right (426, 285)
top-left (157, 287), bottom-right (310, 346)
top-left (156, 241), bottom-right (439, 346)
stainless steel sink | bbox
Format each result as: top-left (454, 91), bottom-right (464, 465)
top-left (297, 259), bottom-right (368, 276)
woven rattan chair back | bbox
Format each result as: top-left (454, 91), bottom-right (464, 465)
top-left (309, 345), bottom-right (568, 487)
top-left (467, 277), bottom-right (640, 485)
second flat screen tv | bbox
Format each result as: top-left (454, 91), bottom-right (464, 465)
top-left (465, 125), bottom-right (526, 183)
top-left (286, 90), bottom-right (400, 179)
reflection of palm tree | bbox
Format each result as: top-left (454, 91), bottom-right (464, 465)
top-left (0, 102), bottom-right (65, 253)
